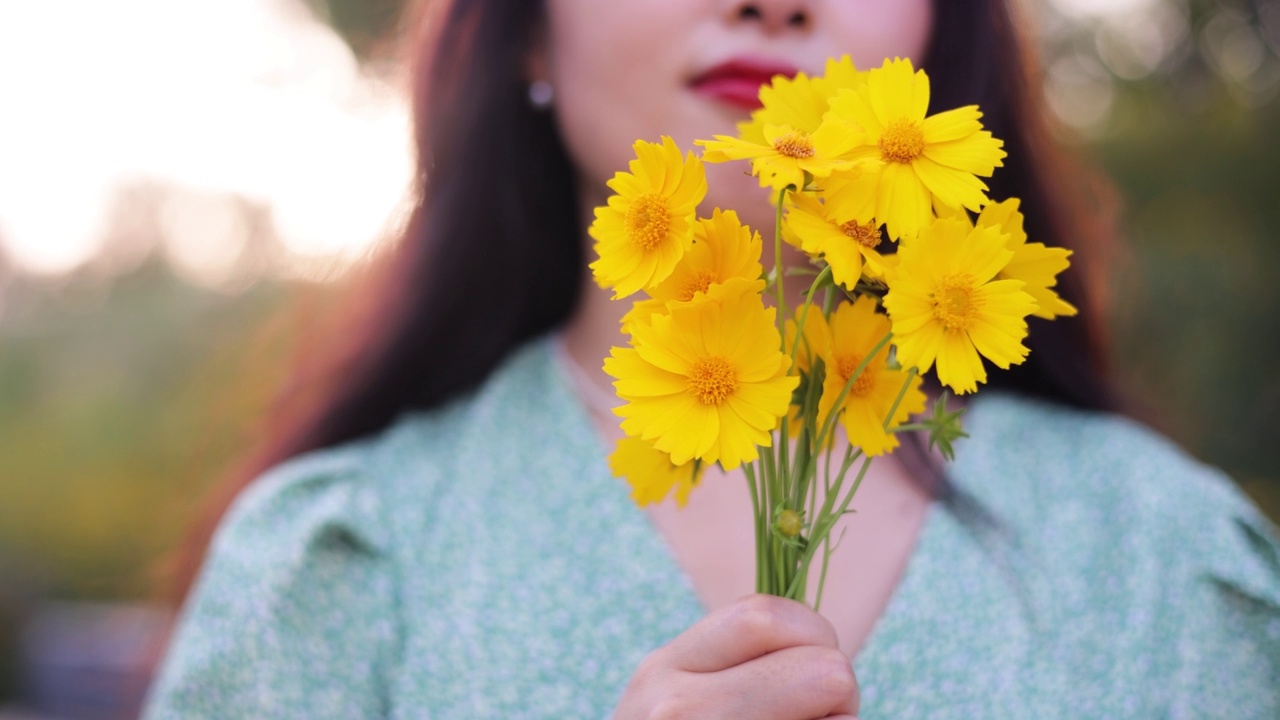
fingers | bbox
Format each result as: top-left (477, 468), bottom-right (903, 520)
top-left (618, 595), bottom-right (857, 720)
top-left (660, 594), bottom-right (841, 673)
top-left (706, 644), bottom-right (860, 720)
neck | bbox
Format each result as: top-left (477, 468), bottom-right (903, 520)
top-left (562, 273), bottom-right (629, 402)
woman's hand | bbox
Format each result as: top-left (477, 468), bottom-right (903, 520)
top-left (613, 594), bottom-right (860, 719)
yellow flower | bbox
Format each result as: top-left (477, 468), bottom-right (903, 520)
top-left (738, 73), bottom-right (825, 146)
top-left (697, 119), bottom-right (866, 192)
top-left (619, 297), bottom-right (668, 336)
top-left (605, 277), bottom-right (798, 470)
top-left (882, 218), bottom-right (1037, 394)
top-left (650, 209), bottom-right (764, 304)
top-left (816, 297), bottom-right (925, 456)
top-left (977, 199), bottom-right (1078, 320)
top-left (783, 191), bottom-right (890, 290)
top-left (811, 55), bottom-right (866, 103)
top-left (589, 136), bottom-right (707, 298)
top-left (826, 57), bottom-right (1007, 240)
top-left (609, 436), bottom-right (705, 508)
top-left (621, 208), bottom-right (765, 334)
top-left (738, 56), bottom-right (867, 144)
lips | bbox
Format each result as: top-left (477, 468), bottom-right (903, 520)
top-left (690, 57), bottom-right (800, 111)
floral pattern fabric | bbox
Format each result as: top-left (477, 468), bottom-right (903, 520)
top-left (145, 336), bottom-right (1280, 719)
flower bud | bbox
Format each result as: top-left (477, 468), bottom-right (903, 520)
top-left (776, 509), bottom-right (804, 538)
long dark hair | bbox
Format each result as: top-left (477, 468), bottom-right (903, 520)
top-left (169, 0), bottom-right (1119, 602)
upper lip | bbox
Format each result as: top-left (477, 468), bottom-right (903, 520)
top-left (689, 56), bottom-right (801, 87)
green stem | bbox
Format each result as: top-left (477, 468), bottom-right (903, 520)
top-left (814, 331), bottom-right (893, 454)
top-left (743, 463), bottom-right (764, 594)
top-left (834, 454), bottom-right (873, 520)
top-left (788, 266), bottom-right (832, 363)
top-left (804, 368), bottom-right (923, 605)
top-left (786, 268), bottom-right (832, 515)
top-left (772, 524), bottom-right (787, 595)
top-left (770, 187), bottom-right (793, 587)
top-left (755, 455), bottom-right (768, 592)
top-left (774, 185), bottom-right (794, 331)
top-left (808, 451), bottom-right (871, 564)
top-left (789, 445), bottom-right (861, 600)
top-left (882, 367), bottom-right (919, 431)
top-left (813, 533), bottom-right (834, 612)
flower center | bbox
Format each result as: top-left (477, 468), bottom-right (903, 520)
top-left (773, 132), bottom-right (816, 159)
top-left (840, 220), bottom-right (882, 249)
top-left (626, 193), bottom-right (672, 250)
top-left (679, 271), bottom-right (717, 301)
top-left (688, 356), bottom-right (738, 405)
top-left (878, 118), bottom-right (926, 164)
top-left (835, 354), bottom-right (876, 397)
top-left (931, 275), bottom-right (981, 331)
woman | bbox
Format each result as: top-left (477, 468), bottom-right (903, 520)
top-left (145, 0), bottom-right (1280, 717)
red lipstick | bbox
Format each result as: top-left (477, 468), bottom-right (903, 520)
top-left (690, 57), bottom-right (800, 111)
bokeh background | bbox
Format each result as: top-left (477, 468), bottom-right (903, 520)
top-left (1, 0), bottom-right (1277, 716)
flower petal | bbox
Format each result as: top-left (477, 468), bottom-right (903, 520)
top-left (920, 105), bottom-right (984, 143)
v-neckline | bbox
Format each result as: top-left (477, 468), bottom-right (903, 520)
top-left (542, 333), bottom-right (951, 662)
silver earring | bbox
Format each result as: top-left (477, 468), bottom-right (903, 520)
top-left (528, 80), bottom-right (554, 110)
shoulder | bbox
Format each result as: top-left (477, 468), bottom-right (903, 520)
top-left (956, 392), bottom-right (1280, 716)
top-left (214, 441), bottom-right (386, 560)
top-left (958, 392), bottom-right (1279, 598)
top-left (232, 336), bottom-right (573, 529)
top-left (356, 335), bottom-right (585, 507)
top-left (959, 392), bottom-right (1273, 532)
top-left (146, 337), bottom-right (573, 718)
top-left (960, 391), bottom-right (1222, 486)
top-left (145, 442), bottom-right (397, 718)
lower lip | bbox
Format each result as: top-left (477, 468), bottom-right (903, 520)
top-left (690, 76), bottom-right (773, 111)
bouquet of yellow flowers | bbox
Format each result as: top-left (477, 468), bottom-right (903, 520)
top-left (591, 57), bottom-right (1075, 605)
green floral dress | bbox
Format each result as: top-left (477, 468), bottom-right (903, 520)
top-left (145, 337), bottom-right (1280, 719)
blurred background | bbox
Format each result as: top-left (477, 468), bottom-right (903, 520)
top-left (0, 0), bottom-right (1277, 716)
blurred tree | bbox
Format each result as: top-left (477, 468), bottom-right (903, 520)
top-left (303, 0), bottom-right (408, 59)
top-left (0, 262), bottom-right (303, 599)
top-left (1033, 0), bottom-right (1280, 515)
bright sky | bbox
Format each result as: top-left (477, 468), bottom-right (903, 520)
top-left (0, 0), bottom-right (1206, 283)
top-left (0, 0), bottom-right (412, 281)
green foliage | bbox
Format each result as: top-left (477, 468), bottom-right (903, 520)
top-left (1092, 77), bottom-right (1280, 521)
top-left (0, 263), bottom-right (298, 600)
top-left (303, 0), bottom-right (408, 58)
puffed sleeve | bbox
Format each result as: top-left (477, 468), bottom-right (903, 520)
top-left (143, 447), bottom-right (399, 719)
top-left (1170, 470), bottom-right (1280, 720)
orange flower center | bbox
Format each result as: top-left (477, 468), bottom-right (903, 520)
top-left (932, 275), bottom-right (981, 331)
top-left (840, 220), bottom-right (882, 249)
top-left (835, 353), bottom-right (876, 397)
top-left (878, 118), bottom-right (925, 164)
top-left (679, 271), bottom-right (717, 301)
top-left (688, 356), bottom-right (738, 405)
top-left (773, 132), bottom-right (816, 159)
top-left (626, 193), bottom-right (672, 250)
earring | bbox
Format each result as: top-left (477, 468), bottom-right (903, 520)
top-left (528, 80), bottom-right (554, 110)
